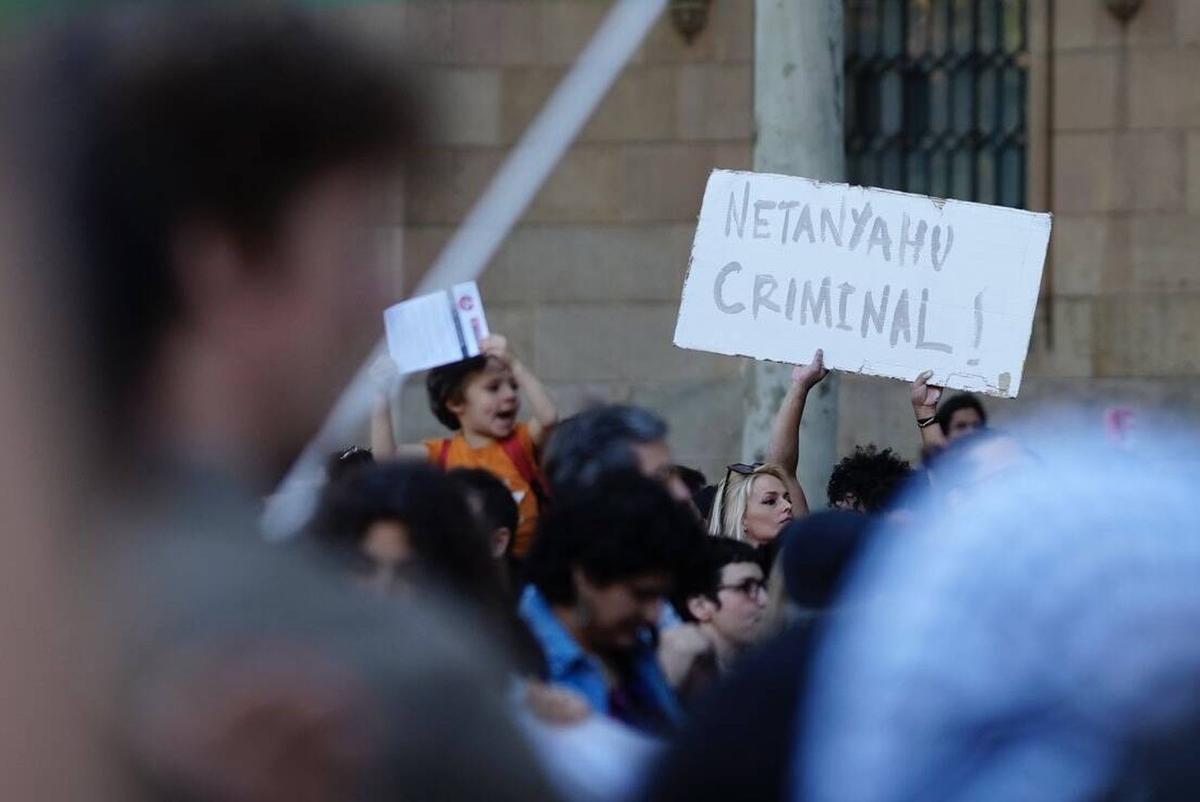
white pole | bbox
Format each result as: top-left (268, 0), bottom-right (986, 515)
top-left (263, 0), bottom-right (669, 539)
top-left (743, 0), bottom-right (845, 503)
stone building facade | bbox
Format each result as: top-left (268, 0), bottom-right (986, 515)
top-left (343, 0), bottom-right (1200, 486)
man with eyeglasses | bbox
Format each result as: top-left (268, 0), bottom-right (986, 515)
top-left (660, 537), bottom-right (769, 705)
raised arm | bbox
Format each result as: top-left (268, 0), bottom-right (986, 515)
top-left (482, 335), bottom-right (558, 450)
top-left (766, 349), bottom-right (828, 516)
top-left (370, 394), bottom-right (397, 458)
top-left (370, 394), bottom-right (429, 461)
top-left (911, 370), bottom-right (947, 455)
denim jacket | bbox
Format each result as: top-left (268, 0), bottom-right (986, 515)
top-left (518, 585), bottom-right (683, 732)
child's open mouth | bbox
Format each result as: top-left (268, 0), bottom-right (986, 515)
top-left (496, 409), bottom-right (517, 424)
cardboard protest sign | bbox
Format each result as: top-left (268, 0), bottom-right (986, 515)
top-left (673, 170), bottom-right (1052, 397)
top-left (384, 281), bottom-right (490, 374)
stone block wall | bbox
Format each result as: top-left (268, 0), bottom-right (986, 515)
top-left (334, 0), bottom-right (1200, 491)
top-left (339, 0), bottom-right (755, 479)
top-left (835, 0), bottom-right (1200, 471)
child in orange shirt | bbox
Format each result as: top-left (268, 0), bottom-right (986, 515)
top-left (372, 335), bottom-right (557, 558)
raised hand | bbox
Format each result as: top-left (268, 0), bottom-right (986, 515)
top-left (791, 348), bottom-right (829, 391)
top-left (911, 369), bottom-right (943, 416)
top-left (480, 334), bottom-right (510, 364)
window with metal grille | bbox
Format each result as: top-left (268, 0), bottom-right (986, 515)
top-left (844, 0), bottom-right (1029, 208)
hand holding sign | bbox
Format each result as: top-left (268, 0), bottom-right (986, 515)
top-left (911, 369), bottom-right (944, 417)
top-left (480, 334), bottom-right (510, 364)
top-left (792, 349), bottom-right (829, 391)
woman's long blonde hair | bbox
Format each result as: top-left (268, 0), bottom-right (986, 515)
top-left (707, 462), bottom-right (792, 543)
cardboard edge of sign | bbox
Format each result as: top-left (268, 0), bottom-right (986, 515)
top-left (709, 167), bottom-right (1056, 228)
top-left (670, 333), bottom-right (1023, 400)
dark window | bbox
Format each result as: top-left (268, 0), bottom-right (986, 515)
top-left (845, 0), bottom-right (1029, 208)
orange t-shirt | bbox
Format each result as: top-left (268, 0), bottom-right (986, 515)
top-left (425, 422), bottom-right (541, 557)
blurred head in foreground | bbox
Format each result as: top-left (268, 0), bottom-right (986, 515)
top-left (924, 426), bottom-right (1033, 508)
top-left (800, 423), bottom-right (1200, 802)
top-left (778, 510), bottom-right (875, 613)
top-left (310, 460), bottom-right (504, 606)
top-left (20, 3), bottom-right (418, 487)
top-left (6, 6), bottom-right (556, 801)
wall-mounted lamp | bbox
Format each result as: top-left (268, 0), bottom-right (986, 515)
top-left (670, 0), bottom-right (711, 44)
top-left (1104, 0), bottom-right (1143, 23)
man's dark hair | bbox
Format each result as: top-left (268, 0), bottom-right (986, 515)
top-left (693, 485), bottom-right (718, 522)
top-left (826, 445), bottom-right (913, 514)
top-left (448, 468), bottom-right (519, 544)
top-left (31, 6), bottom-right (420, 436)
top-left (543, 405), bottom-right (670, 500)
top-left (673, 537), bottom-right (764, 623)
top-left (675, 466), bottom-right (715, 520)
top-left (778, 511), bottom-right (874, 610)
top-left (309, 461), bottom-right (503, 609)
top-left (936, 392), bottom-right (988, 435)
top-left (676, 466), bottom-right (708, 494)
top-left (426, 356), bottom-right (490, 431)
top-left (524, 471), bottom-right (702, 606)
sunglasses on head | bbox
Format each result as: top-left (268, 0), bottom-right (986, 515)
top-left (713, 463), bottom-right (766, 524)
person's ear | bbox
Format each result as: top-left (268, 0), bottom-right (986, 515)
top-left (687, 594), bottom-right (717, 623)
top-left (490, 527), bottom-right (512, 559)
top-left (445, 393), bottom-right (468, 419)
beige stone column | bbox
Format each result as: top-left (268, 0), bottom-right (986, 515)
top-left (743, 0), bottom-right (844, 503)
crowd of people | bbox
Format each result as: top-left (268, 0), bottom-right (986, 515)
top-left (4, 5), bottom-right (1200, 801)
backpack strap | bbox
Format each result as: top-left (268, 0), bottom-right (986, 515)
top-left (499, 434), bottom-right (551, 504)
top-left (436, 438), bottom-right (452, 471)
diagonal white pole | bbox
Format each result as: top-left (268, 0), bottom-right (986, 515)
top-left (263, 0), bottom-right (669, 539)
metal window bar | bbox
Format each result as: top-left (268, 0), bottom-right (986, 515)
top-left (845, 0), bottom-right (1028, 209)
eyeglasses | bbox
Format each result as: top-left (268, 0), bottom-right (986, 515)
top-left (717, 577), bottom-right (767, 598)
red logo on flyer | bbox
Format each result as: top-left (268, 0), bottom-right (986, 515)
top-left (457, 294), bottom-right (475, 312)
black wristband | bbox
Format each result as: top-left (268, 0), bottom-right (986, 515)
top-left (916, 415), bottom-right (938, 429)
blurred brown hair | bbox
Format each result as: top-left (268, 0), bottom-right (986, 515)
top-left (14, 4), bottom-right (421, 447)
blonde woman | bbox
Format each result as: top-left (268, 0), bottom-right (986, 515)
top-left (708, 349), bottom-right (829, 548)
top-left (707, 463), bottom-right (797, 546)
